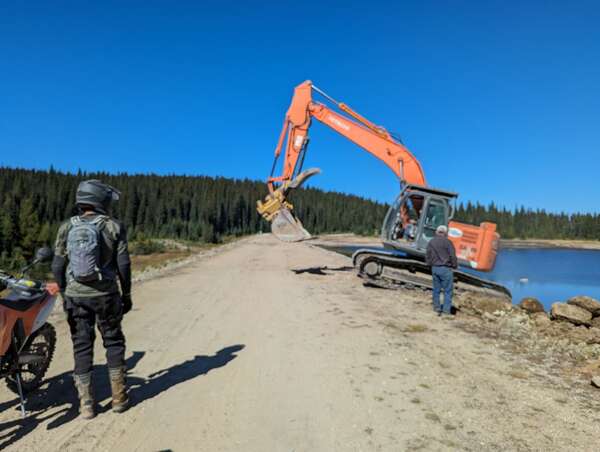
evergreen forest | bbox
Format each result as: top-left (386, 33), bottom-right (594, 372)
top-left (0, 167), bottom-right (386, 267)
top-left (1, 167), bottom-right (598, 268)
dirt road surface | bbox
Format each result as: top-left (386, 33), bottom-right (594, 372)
top-left (1, 235), bottom-right (598, 451)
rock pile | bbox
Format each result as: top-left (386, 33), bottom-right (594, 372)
top-left (567, 296), bottom-right (600, 316)
top-left (551, 296), bottom-right (600, 327)
top-left (458, 293), bottom-right (600, 388)
top-left (454, 292), bottom-right (512, 316)
top-left (515, 296), bottom-right (600, 345)
top-left (511, 295), bottom-right (600, 337)
top-left (550, 302), bottom-right (591, 326)
top-left (518, 297), bottom-right (545, 314)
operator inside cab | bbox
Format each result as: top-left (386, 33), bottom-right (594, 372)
top-left (391, 195), bottom-right (421, 242)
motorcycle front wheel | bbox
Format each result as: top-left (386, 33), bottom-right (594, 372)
top-left (6, 323), bottom-right (56, 394)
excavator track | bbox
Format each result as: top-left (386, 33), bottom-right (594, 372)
top-left (352, 249), bottom-right (512, 300)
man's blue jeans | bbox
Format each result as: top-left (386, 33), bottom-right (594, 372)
top-left (432, 266), bottom-right (453, 314)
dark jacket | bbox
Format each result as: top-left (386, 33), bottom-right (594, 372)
top-left (52, 213), bottom-right (132, 298)
top-left (426, 235), bottom-right (458, 268)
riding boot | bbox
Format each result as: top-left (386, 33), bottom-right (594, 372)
top-left (73, 372), bottom-right (95, 419)
top-left (108, 366), bottom-right (129, 413)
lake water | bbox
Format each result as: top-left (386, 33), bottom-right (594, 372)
top-left (473, 248), bottom-right (600, 310)
top-left (318, 244), bottom-right (600, 310)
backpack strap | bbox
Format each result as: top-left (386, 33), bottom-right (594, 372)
top-left (70, 215), bottom-right (108, 230)
top-left (89, 215), bottom-right (108, 226)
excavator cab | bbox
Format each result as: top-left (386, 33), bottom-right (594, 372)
top-left (382, 184), bottom-right (500, 273)
top-left (382, 184), bottom-right (456, 255)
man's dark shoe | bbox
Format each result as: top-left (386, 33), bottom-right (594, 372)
top-left (74, 372), bottom-right (95, 419)
top-left (108, 366), bottom-right (129, 413)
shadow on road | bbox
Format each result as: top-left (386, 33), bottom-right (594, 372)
top-left (128, 344), bottom-right (245, 408)
top-left (0, 344), bottom-right (244, 450)
top-left (292, 266), bottom-right (353, 275)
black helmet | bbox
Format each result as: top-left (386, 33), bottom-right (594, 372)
top-left (76, 179), bottom-right (121, 214)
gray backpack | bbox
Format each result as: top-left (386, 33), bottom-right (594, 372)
top-left (66, 216), bottom-right (107, 282)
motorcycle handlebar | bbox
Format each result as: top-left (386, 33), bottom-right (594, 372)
top-left (0, 271), bottom-right (57, 295)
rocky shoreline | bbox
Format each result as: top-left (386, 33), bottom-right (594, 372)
top-left (454, 291), bottom-right (600, 388)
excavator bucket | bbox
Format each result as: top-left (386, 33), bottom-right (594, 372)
top-left (271, 207), bottom-right (312, 242)
top-left (256, 168), bottom-right (321, 242)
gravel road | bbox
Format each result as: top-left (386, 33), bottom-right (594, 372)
top-left (0, 234), bottom-right (598, 451)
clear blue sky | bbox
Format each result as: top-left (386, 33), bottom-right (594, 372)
top-left (1, 1), bottom-right (599, 213)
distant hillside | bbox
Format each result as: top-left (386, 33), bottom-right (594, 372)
top-left (0, 167), bottom-right (388, 266)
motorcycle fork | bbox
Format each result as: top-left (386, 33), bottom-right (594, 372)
top-left (11, 330), bottom-right (27, 418)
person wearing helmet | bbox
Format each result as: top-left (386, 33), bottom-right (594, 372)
top-left (425, 225), bottom-right (458, 318)
top-left (52, 179), bottom-right (132, 419)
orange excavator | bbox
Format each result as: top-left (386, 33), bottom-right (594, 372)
top-left (257, 81), bottom-right (510, 298)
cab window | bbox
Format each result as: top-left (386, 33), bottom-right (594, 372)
top-left (422, 199), bottom-right (447, 240)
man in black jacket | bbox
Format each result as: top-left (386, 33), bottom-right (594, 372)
top-left (52, 180), bottom-right (132, 419)
top-left (426, 225), bottom-right (457, 317)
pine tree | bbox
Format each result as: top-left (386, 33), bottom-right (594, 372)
top-left (18, 198), bottom-right (41, 257)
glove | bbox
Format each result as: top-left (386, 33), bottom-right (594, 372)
top-left (121, 294), bottom-right (133, 315)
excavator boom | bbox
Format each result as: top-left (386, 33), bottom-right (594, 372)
top-left (265, 81), bottom-right (426, 190)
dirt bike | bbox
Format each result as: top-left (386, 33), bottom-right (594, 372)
top-left (0, 247), bottom-right (59, 417)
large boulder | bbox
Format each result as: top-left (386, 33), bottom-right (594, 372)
top-left (567, 296), bottom-right (600, 316)
top-left (518, 297), bottom-right (545, 314)
top-left (591, 317), bottom-right (600, 329)
top-left (551, 302), bottom-right (592, 327)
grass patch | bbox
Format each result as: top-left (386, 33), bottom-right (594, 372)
top-left (131, 251), bottom-right (192, 273)
top-left (507, 369), bottom-right (530, 380)
top-left (380, 320), bottom-right (403, 333)
top-left (130, 237), bottom-right (239, 273)
top-left (425, 412), bottom-right (441, 423)
top-left (438, 439), bottom-right (460, 448)
top-left (129, 238), bottom-right (167, 255)
top-left (403, 324), bottom-right (429, 333)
